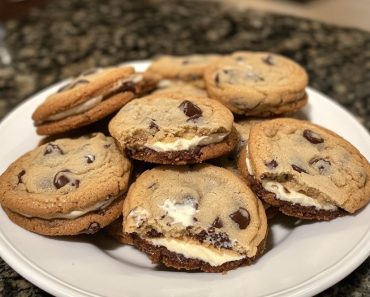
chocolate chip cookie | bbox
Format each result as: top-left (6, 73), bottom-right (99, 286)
top-left (123, 164), bottom-right (268, 272)
top-left (32, 66), bottom-right (158, 135)
top-left (240, 118), bottom-right (370, 220)
top-left (153, 80), bottom-right (207, 97)
top-left (0, 133), bottom-right (131, 235)
top-left (109, 93), bottom-right (238, 165)
top-left (148, 54), bottom-right (221, 88)
top-left (204, 52), bottom-right (308, 116)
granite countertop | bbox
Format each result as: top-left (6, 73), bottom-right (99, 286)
top-left (0, 0), bottom-right (369, 296)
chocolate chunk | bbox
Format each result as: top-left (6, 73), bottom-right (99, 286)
top-left (57, 79), bottom-right (89, 93)
top-left (262, 55), bottom-right (275, 65)
top-left (179, 100), bottom-right (202, 121)
top-left (229, 208), bottom-right (250, 229)
top-left (265, 159), bottom-right (278, 170)
top-left (44, 143), bottom-right (64, 155)
top-left (303, 129), bottom-right (324, 144)
top-left (17, 170), bottom-right (26, 184)
top-left (195, 229), bottom-right (231, 248)
top-left (291, 164), bottom-right (308, 174)
top-left (71, 180), bottom-right (80, 188)
top-left (212, 217), bottom-right (223, 228)
top-left (309, 157), bottom-right (331, 174)
top-left (84, 154), bottom-right (95, 164)
top-left (81, 222), bottom-right (101, 234)
top-left (53, 170), bottom-right (79, 189)
top-left (146, 229), bottom-right (162, 238)
top-left (54, 174), bottom-right (70, 189)
top-left (149, 120), bottom-right (160, 132)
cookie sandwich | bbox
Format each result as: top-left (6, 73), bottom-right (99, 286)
top-left (123, 164), bottom-right (268, 272)
top-left (0, 133), bottom-right (131, 235)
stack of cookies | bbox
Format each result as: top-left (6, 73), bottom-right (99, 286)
top-left (0, 52), bottom-right (369, 273)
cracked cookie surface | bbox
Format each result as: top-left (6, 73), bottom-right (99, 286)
top-left (123, 164), bottom-right (267, 272)
top-left (204, 51), bottom-right (308, 116)
top-left (242, 118), bottom-right (370, 220)
top-left (0, 133), bottom-right (131, 235)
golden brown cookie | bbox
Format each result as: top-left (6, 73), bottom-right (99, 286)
top-left (204, 52), bottom-right (308, 116)
top-left (0, 133), bottom-right (131, 235)
top-left (123, 164), bottom-right (268, 272)
top-left (109, 93), bottom-right (238, 165)
top-left (33, 66), bottom-right (158, 135)
top-left (239, 118), bottom-right (370, 220)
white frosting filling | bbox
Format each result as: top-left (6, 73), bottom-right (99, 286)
top-left (145, 133), bottom-right (229, 152)
top-left (262, 181), bottom-right (338, 211)
top-left (45, 74), bottom-right (143, 122)
top-left (160, 199), bottom-right (197, 227)
top-left (148, 238), bottom-right (244, 267)
top-left (245, 145), bottom-right (254, 175)
top-left (47, 95), bottom-right (103, 121)
top-left (21, 194), bottom-right (120, 220)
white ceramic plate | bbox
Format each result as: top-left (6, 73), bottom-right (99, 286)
top-left (0, 61), bottom-right (369, 297)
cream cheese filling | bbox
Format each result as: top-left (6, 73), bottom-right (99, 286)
top-left (160, 199), bottom-right (198, 227)
top-left (44, 74), bottom-right (143, 122)
top-left (20, 193), bottom-right (121, 220)
top-left (148, 237), bottom-right (244, 267)
top-left (245, 145), bottom-right (254, 175)
top-left (262, 181), bottom-right (338, 211)
top-left (144, 132), bottom-right (229, 152)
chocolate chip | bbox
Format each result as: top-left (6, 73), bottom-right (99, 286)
top-left (179, 100), bottom-right (202, 121)
top-left (44, 143), bottom-right (64, 155)
top-left (81, 222), bottom-right (101, 234)
top-left (17, 170), bottom-right (25, 184)
top-left (71, 180), bottom-right (80, 188)
top-left (53, 170), bottom-right (79, 189)
top-left (84, 154), bottom-right (95, 164)
top-left (309, 157), bottom-right (331, 174)
top-left (53, 174), bottom-right (70, 189)
top-left (149, 120), bottom-right (160, 132)
top-left (265, 159), bottom-right (278, 170)
top-left (229, 208), bottom-right (250, 229)
top-left (195, 229), bottom-right (231, 248)
top-left (291, 164), bottom-right (308, 174)
top-left (212, 217), bottom-right (223, 228)
top-left (303, 129), bottom-right (324, 144)
top-left (262, 55), bottom-right (275, 65)
top-left (146, 229), bottom-right (162, 238)
top-left (57, 79), bottom-right (89, 93)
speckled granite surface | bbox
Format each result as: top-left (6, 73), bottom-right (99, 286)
top-left (0, 0), bottom-right (369, 296)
